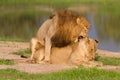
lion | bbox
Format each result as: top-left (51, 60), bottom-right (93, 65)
top-left (31, 35), bottom-right (101, 67)
top-left (30, 9), bottom-right (90, 62)
top-left (69, 36), bottom-right (99, 66)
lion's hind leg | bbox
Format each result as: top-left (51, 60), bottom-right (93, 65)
top-left (30, 38), bottom-right (42, 59)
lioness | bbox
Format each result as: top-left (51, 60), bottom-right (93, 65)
top-left (70, 36), bottom-right (99, 66)
top-left (30, 9), bottom-right (90, 62)
top-left (31, 36), bottom-right (100, 67)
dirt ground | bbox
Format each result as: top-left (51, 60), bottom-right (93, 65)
top-left (0, 41), bottom-right (120, 74)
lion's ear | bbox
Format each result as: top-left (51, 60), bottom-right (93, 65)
top-left (76, 17), bottom-right (82, 25)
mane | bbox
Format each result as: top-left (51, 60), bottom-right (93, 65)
top-left (51, 9), bottom-right (83, 47)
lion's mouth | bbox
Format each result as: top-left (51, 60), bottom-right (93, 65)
top-left (78, 36), bottom-right (84, 42)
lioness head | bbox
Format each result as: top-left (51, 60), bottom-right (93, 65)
top-left (78, 36), bottom-right (99, 61)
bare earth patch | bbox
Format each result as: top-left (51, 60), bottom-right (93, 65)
top-left (0, 41), bottom-right (120, 74)
top-left (0, 41), bottom-right (29, 59)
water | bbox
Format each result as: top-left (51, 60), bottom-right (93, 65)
top-left (87, 13), bottom-right (120, 52)
top-left (0, 11), bottom-right (120, 52)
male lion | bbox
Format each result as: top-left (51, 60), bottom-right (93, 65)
top-left (30, 9), bottom-right (90, 62)
top-left (31, 35), bottom-right (101, 67)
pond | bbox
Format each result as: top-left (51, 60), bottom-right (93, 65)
top-left (0, 10), bottom-right (120, 52)
top-left (87, 12), bottom-right (120, 52)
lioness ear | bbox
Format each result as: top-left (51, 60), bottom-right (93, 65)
top-left (95, 40), bottom-right (99, 43)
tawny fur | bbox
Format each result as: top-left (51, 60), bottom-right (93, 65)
top-left (51, 9), bottom-right (90, 47)
top-left (70, 37), bottom-right (98, 66)
top-left (31, 37), bottom-right (101, 67)
top-left (30, 9), bottom-right (90, 62)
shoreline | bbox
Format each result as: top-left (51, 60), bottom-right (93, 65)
top-left (97, 49), bottom-right (120, 58)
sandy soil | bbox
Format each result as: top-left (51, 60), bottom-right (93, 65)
top-left (0, 41), bottom-right (120, 74)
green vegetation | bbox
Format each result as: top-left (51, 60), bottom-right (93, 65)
top-left (0, 68), bottom-right (120, 80)
top-left (0, 0), bottom-right (81, 8)
top-left (97, 57), bottom-right (120, 66)
top-left (0, 0), bottom-right (119, 9)
top-left (13, 48), bottom-right (31, 57)
top-left (0, 59), bottom-right (14, 65)
top-left (0, 0), bottom-right (120, 41)
top-left (0, 0), bottom-right (100, 7)
top-left (0, 10), bottom-right (50, 41)
top-left (95, 54), bottom-right (120, 66)
top-left (0, 37), bottom-right (28, 42)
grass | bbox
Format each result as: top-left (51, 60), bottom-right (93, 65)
top-left (2, 50), bottom-right (120, 79)
top-left (0, 59), bottom-right (14, 65)
top-left (13, 48), bottom-right (31, 58)
top-left (0, 0), bottom-right (120, 13)
top-left (97, 57), bottom-right (120, 66)
top-left (0, 67), bottom-right (120, 80)
top-left (0, 0), bottom-right (101, 7)
top-left (1, 0), bottom-right (118, 15)
top-left (0, 0), bottom-right (119, 8)
top-left (0, 37), bottom-right (28, 42)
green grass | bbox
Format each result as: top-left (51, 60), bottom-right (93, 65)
top-left (0, 0), bottom-right (102, 7)
top-left (0, 0), bottom-right (120, 14)
top-left (0, 0), bottom-right (119, 8)
top-left (0, 37), bottom-right (28, 42)
top-left (0, 0), bottom-right (120, 13)
top-left (3, 50), bottom-right (120, 79)
top-left (97, 57), bottom-right (120, 66)
top-left (13, 48), bottom-right (31, 58)
top-left (0, 59), bottom-right (14, 65)
top-left (0, 67), bottom-right (120, 80)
